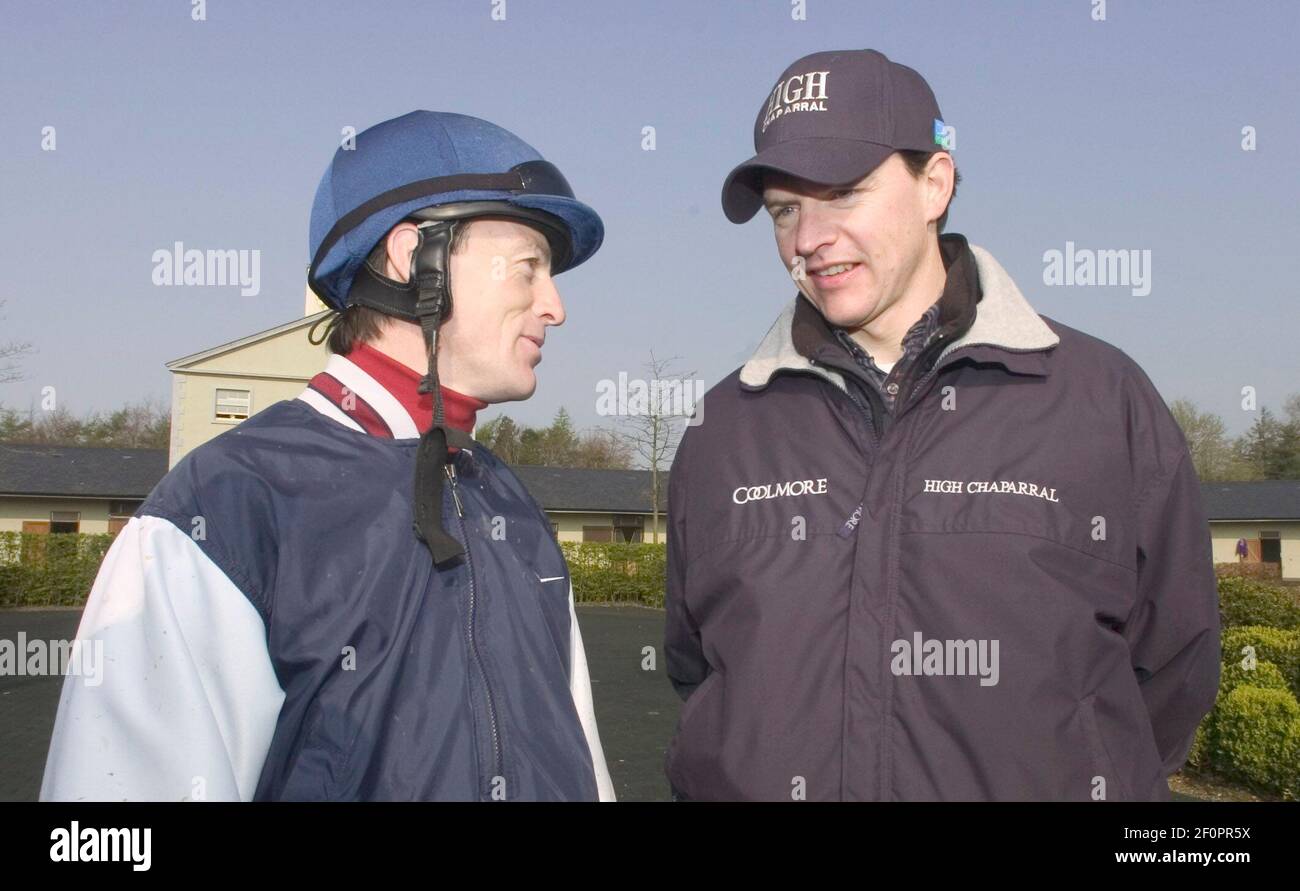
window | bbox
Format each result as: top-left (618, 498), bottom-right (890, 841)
top-left (1260, 531), bottom-right (1281, 564)
top-left (613, 514), bottom-right (645, 543)
top-left (582, 526), bottom-right (613, 543)
top-left (109, 500), bottom-right (143, 517)
top-left (549, 522), bottom-right (560, 539)
top-left (50, 511), bottom-right (80, 534)
top-left (215, 388), bottom-right (251, 421)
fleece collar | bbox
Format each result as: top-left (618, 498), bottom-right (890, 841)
top-left (739, 241), bottom-right (1060, 393)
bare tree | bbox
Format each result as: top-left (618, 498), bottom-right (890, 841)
top-left (612, 352), bottom-right (696, 544)
top-left (1284, 392), bottom-right (1300, 426)
top-left (0, 395), bottom-right (170, 448)
top-left (0, 297), bottom-right (34, 385)
top-left (573, 426), bottom-right (634, 469)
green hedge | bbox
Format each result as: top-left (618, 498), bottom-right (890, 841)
top-left (1185, 578), bottom-right (1300, 798)
top-left (561, 541), bottom-right (666, 608)
top-left (1218, 659), bottom-right (1291, 699)
top-left (0, 532), bottom-right (669, 610)
top-left (1221, 625), bottom-right (1300, 700)
top-left (1214, 561), bottom-right (1282, 580)
top-left (1203, 686), bottom-right (1300, 800)
top-left (0, 532), bottom-right (116, 607)
top-left (1218, 576), bottom-right (1300, 630)
top-left (1187, 659), bottom-right (1290, 767)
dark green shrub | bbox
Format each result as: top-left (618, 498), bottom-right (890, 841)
top-left (1221, 626), bottom-right (1300, 700)
top-left (0, 532), bottom-right (115, 607)
top-left (1207, 685), bottom-right (1300, 800)
top-left (561, 541), bottom-right (666, 608)
top-left (1218, 576), bottom-right (1300, 630)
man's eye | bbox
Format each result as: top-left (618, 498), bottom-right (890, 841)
top-left (831, 189), bottom-right (857, 200)
top-left (774, 206), bottom-right (794, 218)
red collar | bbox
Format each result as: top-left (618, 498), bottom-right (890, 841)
top-left (346, 341), bottom-right (486, 435)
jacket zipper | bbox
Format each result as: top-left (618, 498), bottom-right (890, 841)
top-left (811, 358), bottom-right (884, 446)
top-left (886, 319), bottom-right (960, 415)
top-left (445, 461), bottom-right (504, 795)
top-left (898, 342), bottom-right (981, 416)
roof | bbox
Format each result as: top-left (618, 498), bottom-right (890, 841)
top-left (0, 444), bottom-right (664, 513)
top-left (1200, 480), bottom-right (1300, 522)
top-left (512, 465), bottom-right (660, 514)
top-left (3, 443), bottom-right (1292, 522)
top-left (0, 443), bottom-right (169, 499)
top-left (165, 312), bottom-right (324, 369)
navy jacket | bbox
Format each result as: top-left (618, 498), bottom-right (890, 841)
top-left (41, 351), bottom-right (613, 801)
top-left (665, 236), bottom-right (1220, 801)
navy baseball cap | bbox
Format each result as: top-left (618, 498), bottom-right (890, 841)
top-left (721, 49), bottom-right (950, 223)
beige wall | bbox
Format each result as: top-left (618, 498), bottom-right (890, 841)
top-left (169, 313), bottom-right (332, 467)
top-left (169, 372), bottom-right (318, 468)
top-left (1210, 521), bottom-right (1300, 580)
top-left (548, 511), bottom-right (661, 544)
top-left (0, 497), bottom-right (122, 534)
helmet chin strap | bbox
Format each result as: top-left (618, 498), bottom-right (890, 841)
top-left (408, 222), bottom-right (475, 565)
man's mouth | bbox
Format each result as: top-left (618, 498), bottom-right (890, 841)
top-left (808, 262), bottom-right (862, 286)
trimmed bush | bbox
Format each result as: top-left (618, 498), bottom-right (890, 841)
top-left (0, 532), bottom-right (671, 610)
top-left (1221, 626), bottom-right (1300, 700)
top-left (1206, 685), bottom-right (1300, 800)
top-left (1218, 576), bottom-right (1300, 630)
top-left (0, 532), bottom-right (115, 608)
top-left (1219, 658), bottom-right (1290, 698)
top-left (1215, 562), bottom-right (1282, 581)
top-left (561, 541), bottom-right (666, 608)
top-left (1190, 658), bottom-right (1293, 771)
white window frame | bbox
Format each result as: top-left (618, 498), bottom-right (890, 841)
top-left (214, 388), bottom-right (252, 423)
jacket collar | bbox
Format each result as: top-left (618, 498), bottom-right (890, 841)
top-left (739, 240), bottom-right (1060, 393)
top-left (296, 350), bottom-right (484, 441)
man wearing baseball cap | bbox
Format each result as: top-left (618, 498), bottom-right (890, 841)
top-left (663, 49), bottom-right (1220, 800)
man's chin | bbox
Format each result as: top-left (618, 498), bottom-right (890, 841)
top-left (481, 372), bottom-right (537, 405)
top-left (817, 304), bottom-right (875, 329)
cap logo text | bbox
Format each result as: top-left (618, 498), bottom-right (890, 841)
top-left (761, 70), bottom-right (830, 133)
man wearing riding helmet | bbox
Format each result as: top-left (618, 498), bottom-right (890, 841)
top-left (41, 110), bottom-right (615, 801)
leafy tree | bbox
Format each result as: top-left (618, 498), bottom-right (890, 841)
top-left (1171, 399), bottom-right (1239, 481)
top-left (1237, 407), bottom-right (1300, 480)
top-left (476, 408), bottom-right (632, 470)
top-left (1170, 396), bottom-right (1300, 481)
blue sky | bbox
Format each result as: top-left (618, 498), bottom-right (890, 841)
top-left (1, 0), bottom-right (1296, 440)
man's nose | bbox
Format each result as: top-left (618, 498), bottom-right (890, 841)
top-left (793, 204), bottom-right (837, 260)
top-left (536, 275), bottom-right (565, 326)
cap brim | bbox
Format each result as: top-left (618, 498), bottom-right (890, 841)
top-left (720, 138), bottom-right (895, 223)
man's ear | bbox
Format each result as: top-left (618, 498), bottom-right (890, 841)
top-left (924, 152), bottom-right (955, 226)
top-left (384, 222), bottom-right (421, 282)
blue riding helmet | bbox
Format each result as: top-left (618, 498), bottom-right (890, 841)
top-left (307, 110), bottom-right (604, 313)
